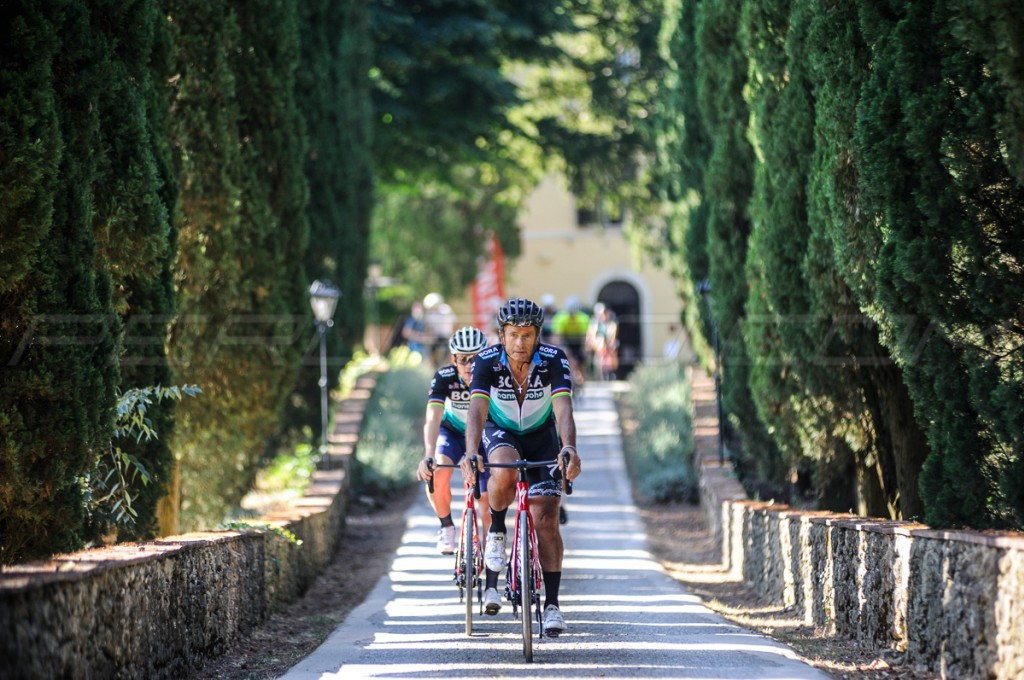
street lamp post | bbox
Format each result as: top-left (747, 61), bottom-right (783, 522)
top-left (309, 280), bottom-right (341, 470)
top-left (697, 279), bottom-right (725, 467)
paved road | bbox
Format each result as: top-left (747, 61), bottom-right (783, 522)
top-left (280, 383), bottom-right (830, 680)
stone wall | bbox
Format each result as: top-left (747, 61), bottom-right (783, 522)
top-left (690, 368), bottom-right (1024, 680)
top-left (0, 370), bottom-right (382, 680)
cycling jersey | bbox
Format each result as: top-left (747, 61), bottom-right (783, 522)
top-left (469, 342), bottom-right (572, 435)
top-left (427, 364), bottom-right (472, 433)
top-left (551, 311), bottom-right (589, 339)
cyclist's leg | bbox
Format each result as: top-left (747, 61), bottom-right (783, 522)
top-left (522, 428), bottom-right (569, 628)
top-left (483, 443), bottom-right (517, 555)
top-left (432, 427), bottom-right (465, 520)
top-left (428, 456), bottom-right (454, 518)
top-left (431, 429), bottom-right (463, 554)
top-left (481, 425), bottom-right (519, 514)
top-left (479, 491), bottom-right (492, 537)
top-left (531, 494), bottom-right (563, 571)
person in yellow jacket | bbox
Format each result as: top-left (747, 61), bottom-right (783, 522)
top-left (550, 295), bottom-right (589, 387)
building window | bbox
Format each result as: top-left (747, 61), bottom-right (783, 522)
top-left (576, 195), bottom-right (624, 228)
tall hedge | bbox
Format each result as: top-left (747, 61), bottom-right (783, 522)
top-left (1, 0), bottom-right (141, 562)
top-left (88, 0), bottom-right (178, 541)
top-left (283, 0), bottom-right (374, 439)
top-left (742, 0), bottom-right (831, 505)
top-left (637, 0), bottom-right (712, 356)
top-left (165, 0), bottom-right (310, 531)
top-left (854, 0), bottom-right (1024, 528)
top-left (693, 0), bottom-right (783, 486)
top-left (742, 0), bottom-right (928, 518)
top-left (641, 0), bottom-right (1024, 529)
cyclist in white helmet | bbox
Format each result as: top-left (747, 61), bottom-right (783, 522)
top-left (417, 326), bottom-right (491, 554)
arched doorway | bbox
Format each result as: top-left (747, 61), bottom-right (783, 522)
top-left (596, 280), bottom-right (641, 378)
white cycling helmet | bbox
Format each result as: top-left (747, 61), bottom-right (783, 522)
top-left (449, 326), bottom-right (487, 354)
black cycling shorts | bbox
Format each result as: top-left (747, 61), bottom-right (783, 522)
top-left (481, 424), bottom-right (563, 498)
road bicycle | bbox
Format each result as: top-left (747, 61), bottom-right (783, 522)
top-left (475, 451), bottom-right (572, 662)
top-left (426, 459), bottom-right (484, 635)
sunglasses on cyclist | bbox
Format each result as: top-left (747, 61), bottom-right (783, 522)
top-left (453, 355), bottom-right (476, 365)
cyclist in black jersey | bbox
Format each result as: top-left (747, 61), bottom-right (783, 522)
top-left (416, 327), bottom-right (490, 554)
top-left (461, 297), bottom-right (582, 634)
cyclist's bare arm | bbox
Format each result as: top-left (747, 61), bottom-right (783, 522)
top-left (461, 394), bottom-right (489, 479)
top-left (552, 395), bottom-right (581, 481)
top-left (418, 404), bottom-right (444, 482)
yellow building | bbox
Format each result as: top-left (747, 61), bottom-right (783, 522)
top-left (451, 174), bottom-right (686, 376)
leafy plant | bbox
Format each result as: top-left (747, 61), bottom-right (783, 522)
top-left (83, 385), bottom-right (201, 537)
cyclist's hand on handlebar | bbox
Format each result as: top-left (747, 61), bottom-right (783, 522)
top-left (560, 445), bottom-right (582, 482)
top-left (416, 457), bottom-right (434, 483)
top-left (460, 453), bottom-right (480, 481)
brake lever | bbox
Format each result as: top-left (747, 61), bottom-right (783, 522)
top-left (560, 450), bottom-right (574, 496)
top-left (470, 454), bottom-right (481, 500)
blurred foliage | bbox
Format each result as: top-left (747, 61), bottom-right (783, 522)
top-left (620, 363), bottom-right (698, 503)
top-left (350, 349), bottom-right (432, 496)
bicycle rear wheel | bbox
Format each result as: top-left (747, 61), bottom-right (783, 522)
top-left (518, 510), bottom-right (533, 662)
top-left (464, 508), bottom-right (475, 636)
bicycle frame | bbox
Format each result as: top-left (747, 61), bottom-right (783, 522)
top-left (509, 467), bottom-right (543, 660)
top-left (508, 471), bottom-right (542, 625)
top-left (476, 452), bottom-right (572, 662)
top-left (427, 460), bottom-right (483, 635)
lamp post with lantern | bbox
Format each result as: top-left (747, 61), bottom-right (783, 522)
top-left (309, 280), bottom-right (340, 469)
top-left (697, 279), bottom-right (724, 467)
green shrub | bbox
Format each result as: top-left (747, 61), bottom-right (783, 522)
top-left (621, 363), bottom-right (698, 503)
top-left (351, 350), bottom-right (431, 496)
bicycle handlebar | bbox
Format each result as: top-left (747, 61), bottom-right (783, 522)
top-left (424, 451), bottom-right (574, 497)
top-left (424, 458), bottom-right (480, 498)
top-left (472, 451), bottom-right (574, 496)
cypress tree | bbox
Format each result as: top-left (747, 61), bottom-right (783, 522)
top-left (802, 0), bottom-right (930, 520)
top-left (285, 0), bottom-right (374, 438)
top-left (855, 0), bottom-right (1024, 528)
top-left (86, 0), bottom-right (177, 541)
top-left (636, 0), bottom-right (714, 354)
top-left (694, 0), bottom-right (783, 485)
top-left (0, 0), bottom-right (120, 562)
top-left (742, 0), bottom-right (827, 505)
top-left (165, 0), bottom-right (310, 530)
top-left (744, 0), bottom-right (927, 517)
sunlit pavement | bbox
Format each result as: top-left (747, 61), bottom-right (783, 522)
top-left (279, 383), bottom-right (830, 680)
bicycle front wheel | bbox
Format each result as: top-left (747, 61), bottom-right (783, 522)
top-left (518, 510), bottom-right (533, 662)
top-left (464, 508), bottom-right (475, 636)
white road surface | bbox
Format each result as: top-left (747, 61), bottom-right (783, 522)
top-left (280, 383), bottom-right (831, 680)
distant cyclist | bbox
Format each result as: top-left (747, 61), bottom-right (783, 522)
top-left (417, 327), bottom-right (491, 554)
top-left (461, 297), bottom-right (582, 635)
top-left (550, 295), bottom-right (589, 387)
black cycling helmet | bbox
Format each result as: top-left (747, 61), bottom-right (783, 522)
top-left (449, 326), bottom-right (487, 354)
top-left (496, 297), bottom-right (544, 331)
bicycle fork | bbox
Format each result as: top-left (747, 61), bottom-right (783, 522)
top-left (507, 488), bottom-right (544, 635)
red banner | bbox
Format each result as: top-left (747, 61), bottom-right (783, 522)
top-left (471, 232), bottom-right (506, 330)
